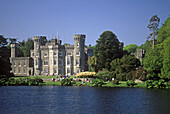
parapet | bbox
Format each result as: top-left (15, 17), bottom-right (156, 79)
top-left (73, 34), bottom-right (86, 40)
top-left (11, 44), bottom-right (16, 48)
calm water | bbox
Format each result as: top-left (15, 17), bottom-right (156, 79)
top-left (0, 86), bottom-right (170, 114)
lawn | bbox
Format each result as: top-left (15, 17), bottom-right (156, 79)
top-left (102, 81), bottom-right (145, 88)
top-left (11, 76), bottom-right (146, 88)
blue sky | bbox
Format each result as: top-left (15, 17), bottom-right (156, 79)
top-left (0, 0), bottom-right (170, 46)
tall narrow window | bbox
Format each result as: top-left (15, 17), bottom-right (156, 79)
top-left (54, 59), bottom-right (57, 65)
top-left (44, 60), bottom-right (48, 65)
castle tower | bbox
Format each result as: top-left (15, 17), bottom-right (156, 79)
top-left (33, 36), bottom-right (42, 75)
top-left (73, 34), bottom-right (86, 74)
top-left (11, 44), bottom-right (16, 58)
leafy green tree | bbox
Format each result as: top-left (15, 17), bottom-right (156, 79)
top-left (94, 31), bottom-right (123, 71)
top-left (147, 15), bottom-right (160, 49)
top-left (0, 35), bottom-right (8, 47)
top-left (0, 35), bottom-right (12, 79)
top-left (110, 54), bottom-right (140, 81)
top-left (110, 54), bottom-right (140, 73)
top-left (143, 46), bottom-right (163, 80)
top-left (123, 44), bottom-right (138, 53)
top-left (160, 35), bottom-right (170, 79)
top-left (88, 56), bottom-right (98, 72)
top-left (22, 38), bottom-right (34, 57)
top-left (157, 16), bottom-right (170, 43)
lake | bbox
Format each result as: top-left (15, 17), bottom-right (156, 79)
top-left (0, 86), bottom-right (170, 114)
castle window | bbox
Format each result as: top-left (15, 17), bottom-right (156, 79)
top-left (13, 62), bottom-right (15, 66)
top-left (44, 53), bottom-right (47, 56)
top-left (24, 61), bottom-right (26, 66)
top-left (67, 68), bottom-right (70, 73)
top-left (44, 60), bottom-right (48, 66)
top-left (54, 59), bottom-right (57, 65)
top-left (76, 59), bottom-right (79, 65)
top-left (59, 69), bottom-right (63, 75)
top-left (13, 69), bottom-right (15, 73)
top-left (77, 43), bottom-right (79, 47)
top-left (36, 53), bottom-right (39, 57)
top-left (54, 69), bottom-right (57, 73)
top-left (59, 52), bottom-right (63, 56)
top-left (67, 52), bottom-right (72, 56)
top-left (36, 44), bottom-right (39, 49)
top-left (67, 58), bottom-right (70, 65)
top-left (18, 61), bottom-right (21, 66)
top-left (54, 52), bottom-right (57, 56)
top-left (44, 69), bottom-right (48, 74)
top-left (32, 53), bottom-right (34, 56)
top-left (76, 69), bottom-right (79, 74)
top-left (18, 68), bottom-right (20, 73)
top-left (59, 59), bottom-right (63, 65)
top-left (76, 51), bottom-right (80, 56)
top-left (24, 69), bottom-right (26, 74)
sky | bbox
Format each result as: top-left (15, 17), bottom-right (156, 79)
top-left (0, 0), bottom-right (170, 46)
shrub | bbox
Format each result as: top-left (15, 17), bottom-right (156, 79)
top-left (136, 67), bottom-right (147, 81)
top-left (116, 74), bottom-right (126, 81)
top-left (77, 72), bottom-right (96, 78)
top-left (111, 79), bottom-right (119, 85)
top-left (126, 80), bottom-right (137, 87)
top-left (126, 71), bottom-right (136, 81)
top-left (96, 69), bottom-right (114, 81)
top-left (145, 80), bottom-right (154, 88)
top-left (145, 79), bottom-right (166, 89)
top-left (61, 78), bottom-right (72, 86)
top-left (92, 78), bottom-right (104, 86)
top-left (0, 75), bottom-right (8, 86)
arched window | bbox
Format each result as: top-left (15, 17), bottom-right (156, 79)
top-left (59, 59), bottom-right (63, 65)
top-left (54, 59), bottom-right (57, 65)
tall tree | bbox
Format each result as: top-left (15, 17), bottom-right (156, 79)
top-left (0, 35), bottom-right (12, 77)
top-left (94, 31), bottom-right (123, 71)
top-left (123, 44), bottom-right (138, 53)
top-left (147, 15), bottom-right (160, 49)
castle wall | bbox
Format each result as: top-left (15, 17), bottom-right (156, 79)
top-left (10, 34), bottom-right (92, 76)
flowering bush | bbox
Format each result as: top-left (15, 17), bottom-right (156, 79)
top-left (76, 72), bottom-right (96, 78)
top-left (136, 67), bottom-right (147, 81)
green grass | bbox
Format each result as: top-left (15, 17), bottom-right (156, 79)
top-left (12, 75), bottom-right (76, 79)
top-left (11, 76), bottom-right (146, 88)
top-left (102, 81), bottom-right (145, 88)
top-left (40, 81), bottom-right (61, 86)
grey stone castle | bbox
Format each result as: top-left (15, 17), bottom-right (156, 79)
top-left (10, 34), bottom-right (93, 76)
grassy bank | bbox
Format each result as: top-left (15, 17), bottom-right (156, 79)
top-left (11, 76), bottom-right (145, 88)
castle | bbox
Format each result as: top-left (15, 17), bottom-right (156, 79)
top-left (10, 34), bottom-right (93, 76)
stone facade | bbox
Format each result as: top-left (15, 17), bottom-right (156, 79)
top-left (10, 34), bottom-right (93, 76)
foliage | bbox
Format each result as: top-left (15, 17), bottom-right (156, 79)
top-left (143, 46), bottom-right (163, 80)
top-left (111, 79), bottom-right (119, 85)
top-left (96, 69), bottom-right (114, 81)
top-left (126, 80), bottom-right (137, 87)
top-left (94, 31), bottom-right (123, 71)
top-left (160, 37), bottom-right (170, 79)
top-left (136, 67), bottom-right (147, 81)
top-left (143, 15), bottom-right (170, 80)
top-left (126, 70), bottom-right (136, 81)
top-left (61, 78), bottom-right (72, 86)
top-left (123, 44), bottom-right (138, 53)
top-left (76, 72), bottom-right (96, 78)
top-left (92, 78), bottom-right (104, 86)
top-left (0, 35), bottom-right (12, 78)
top-left (2, 77), bottom-right (43, 86)
top-left (110, 54), bottom-right (140, 81)
top-left (157, 16), bottom-right (170, 43)
top-left (145, 79), bottom-right (167, 89)
top-left (147, 15), bottom-right (160, 49)
top-left (88, 56), bottom-right (98, 72)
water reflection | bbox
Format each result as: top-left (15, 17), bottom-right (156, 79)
top-left (0, 86), bottom-right (170, 114)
